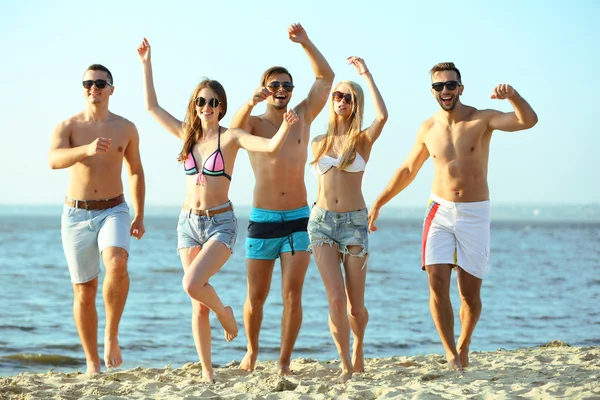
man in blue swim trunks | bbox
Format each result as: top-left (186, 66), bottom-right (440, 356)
top-left (231, 23), bottom-right (334, 375)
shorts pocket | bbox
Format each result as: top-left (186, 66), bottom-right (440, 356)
top-left (177, 211), bottom-right (188, 225)
top-left (349, 211), bottom-right (368, 228)
top-left (212, 211), bottom-right (235, 226)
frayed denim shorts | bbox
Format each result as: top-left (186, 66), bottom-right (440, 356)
top-left (177, 201), bottom-right (238, 254)
top-left (307, 205), bottom-right (369, 259)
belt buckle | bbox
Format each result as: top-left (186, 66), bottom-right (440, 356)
top-left (205, 209), bottom-right (211, 218)
top-left (84, 201), bottom-right (90, 210)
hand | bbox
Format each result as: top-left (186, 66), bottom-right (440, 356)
top-left (347, 56), bottom-right (369, 75)
top-left (283, 109), bottom-right (299, 125)
top-left (250, 87), bottom-right (272, 106)
top-left (87, 137), bottom-right (112, 156)
top-left (130, 216), bottom-right (145, 240)
top-left (490, 84), bottom-right (516, 100)
top-left (137, 38), bottom-right (151, 63)
top-left (288, 23), bottom-right (308, 44)
top-left (367, 207), bottom-right (380, 233)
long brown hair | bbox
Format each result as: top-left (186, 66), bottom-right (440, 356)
top-left (311, 81), bottom-right (364, 170)
top-left (177, 79), bottom-right (227, 163)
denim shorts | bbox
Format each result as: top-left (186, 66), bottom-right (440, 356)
top-left (177, 201), bottom-right (238, 254)
top-left (61, 202), bottom-right (131, 284)
top-left (307, 205), bottom-right (369, 258)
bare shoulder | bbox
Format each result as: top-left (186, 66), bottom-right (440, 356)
top-left (110, 113), bottom-right (137, 130)
top-left (226, 127), bottom-right (248, 139)
top-left (53, 112), bottom-right (84, 135)
top-left (470, 107), bottom-right (500, 120)
top-left (312, 134), bottom-right (326, 144)
top-left (418, 117), bottom-right (435, 134)
top-left (248, 115), bottom-right (262, 134)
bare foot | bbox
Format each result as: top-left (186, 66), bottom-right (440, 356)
top-left (352, 343), bottom-right (365, 373)
top-left (457, 344), bottom-right (469, 368)
top-left (337, 370), bottom-right (353, 384)
top-left (217, 306), bottom-right (238, 342)
top-left (104, 337), bottom-right (123, 369)
top-left (277, 363), bottom-right (292, 376)
top-left (86, 360), bottom-right (101, 375)
top-left (240, 351), bottom-right (257, 372)
top-left (446, 354), bottom-right (464, 371)
top-left (200, 369), bottom-right (214, 383)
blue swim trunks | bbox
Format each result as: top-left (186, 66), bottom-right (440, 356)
top-left (245, 206), bottom-right (310, 260)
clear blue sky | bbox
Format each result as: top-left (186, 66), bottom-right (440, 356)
top-left (1, 0), bottom-right (597, 207)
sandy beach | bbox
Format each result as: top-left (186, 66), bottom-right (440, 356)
top-left (1, 341), bottom-right (598, 399)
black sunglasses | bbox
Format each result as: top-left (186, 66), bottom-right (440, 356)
top-left (332, 91), bottom-right (352, 103)
top-left (267, 81), bottom-right (294, 92)
top-left (195, 97), bottom-right (220, 108)
top-left (82, 79), bottom-right (113, 89)
top-left (431, 80), bottom-right (461, 92)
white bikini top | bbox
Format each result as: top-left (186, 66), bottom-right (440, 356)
top-left (315, 152), bottom-right (366, 175)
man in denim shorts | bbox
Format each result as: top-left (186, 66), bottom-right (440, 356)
top-left (48, 64), bottom-right (146, 375)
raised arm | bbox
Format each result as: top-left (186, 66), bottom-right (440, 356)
top-left (488, 84), bottom-right (538, 132)
top-left (234, 110), bottom-right (298, 153)
top-left (348, 56), bottom-right (388, 143)
top-left (368, 125), bottom-right (430, 232)
top-left (289, 23), bottom-right (335, 123)
top-left (123, 122), bottom-right (146, 240)
top-left (48, 120), bottom-right (111, 169)
top-left (137, 38), bottom-right (185, 138)
top-left (230, 87), bottom-right (271, 132)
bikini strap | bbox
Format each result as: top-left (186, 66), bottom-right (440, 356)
top-left (217, 126), bottom-right (222, 150)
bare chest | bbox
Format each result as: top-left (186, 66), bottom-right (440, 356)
top-left (71, 122), bottom-right (129, 157)
top-left (256, 120), bottom-right (308, 153)
top-left (426, 121), bottom-right (490, 161)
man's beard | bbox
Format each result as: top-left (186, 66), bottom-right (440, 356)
top-left (437, 95), bottom-right (459, 111)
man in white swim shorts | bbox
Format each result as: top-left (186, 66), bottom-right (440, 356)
top-left (367, 62), bottom-right (538, 370)
top-left (49, 64), bottom-right (146, 375)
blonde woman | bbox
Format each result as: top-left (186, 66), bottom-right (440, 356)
top-left (137, 38), bottom-right (298, 382)
top-left (308, 56), bottom-right (387, 383)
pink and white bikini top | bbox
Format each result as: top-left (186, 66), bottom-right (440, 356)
top-left (183, 127), bottom-right (231, 185)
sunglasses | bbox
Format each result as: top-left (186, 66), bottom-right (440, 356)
top-left (431, 80), bottom-right (461, 92)
top-left (332, 91), bottom-right (353, 103)
top-left (82, 79), bottom-right (113, 89)
top-left (267, 81), bottom-right (295, 92)
top-left (195, 97), bottom-right (220, 108)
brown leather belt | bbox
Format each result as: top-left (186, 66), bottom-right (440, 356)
top-left (65, 194), bottom-right (125, 210)
top-left (182, 204), bottom-right (233, 218)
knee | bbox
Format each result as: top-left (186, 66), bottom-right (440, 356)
top-left (104, 252), bottom-right (128, 277)
top-left (460, 291), bottom-right (481, 309)
top-left (246, 289), bottom-right (268, 310)
top-left (348, 305), bottom-right (367, 319)
top-left (329, 296), bottom-right (347, 314)
top-left (181, 274), bottom-right (196, 297)
top-left (193, 302), bottom-right (211, 318)
top-left (428, 273), bottom-right (449, 296)
top-left (282, 288), bottom-right (302, 309)
top-left (73, 283), bottom-right (96, 304)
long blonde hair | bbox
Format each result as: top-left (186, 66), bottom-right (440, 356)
top-left (177, 79), bottom-right (228, 163)
top-left (311, 81), bottom-right (364, 170)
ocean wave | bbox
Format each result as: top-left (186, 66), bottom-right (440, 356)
top-left (0, 325), bottom-right (36, 332)
top-left (1, 353), bottom-right (82, 366)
